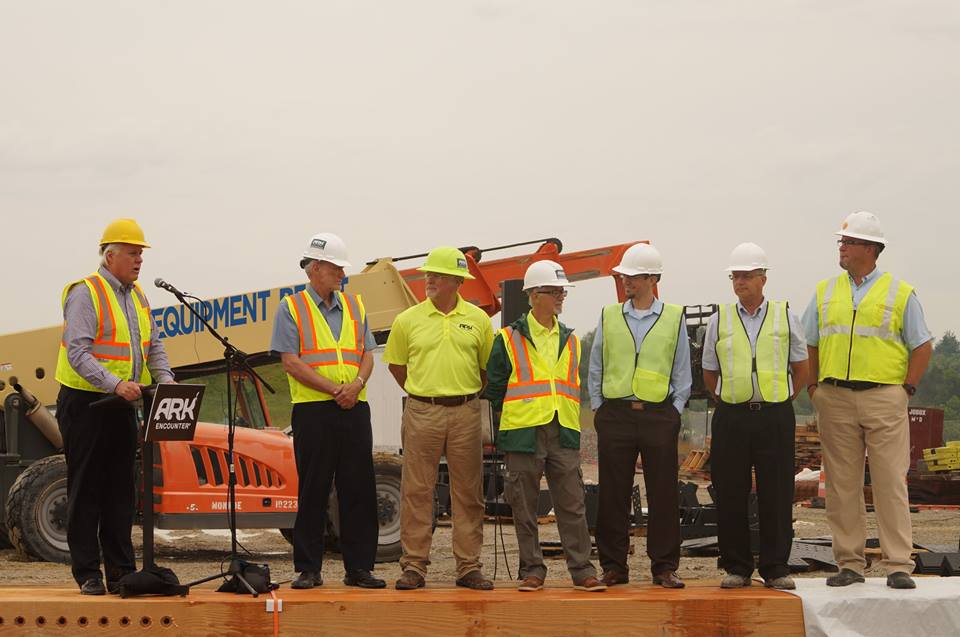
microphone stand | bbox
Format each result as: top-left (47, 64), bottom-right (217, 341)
top-left (156, 282), bottom-right (275, 596)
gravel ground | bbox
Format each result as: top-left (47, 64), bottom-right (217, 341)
top-left (3, 467), bottom-right (958, 590)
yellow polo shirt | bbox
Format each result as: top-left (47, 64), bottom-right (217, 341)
top-left (384, 295), bottom-right (494, 397)
top-left (526, 312), bottom-right (559, 368)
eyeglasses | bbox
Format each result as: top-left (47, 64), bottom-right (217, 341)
top-left (728, 271), bottom-right (765, 281)
top-left (536, 289), bottom-right (568, 298)
top-left (837, 239), bottom-right (873, 247)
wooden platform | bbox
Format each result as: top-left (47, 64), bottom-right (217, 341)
top-left (0, 581), bottom-right (804, 636)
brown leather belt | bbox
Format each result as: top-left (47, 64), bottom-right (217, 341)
top-left (617, 398), bottom-right (670, 411)
top-left (408, 392), bottom-right (480, 407)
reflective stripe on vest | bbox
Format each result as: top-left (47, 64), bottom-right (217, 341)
top-left (285, 290), bottom-right (367, 403)
top-left (816, 273), bottom-right (912, 384)
top-left (716, 301), bottom-right (791, 403)
top-left (55, 273), bottom-right (154, 393)
top-left (601, 302), bottom-right (683, 402)
top-left (500, 325), bottom-right (581, 432)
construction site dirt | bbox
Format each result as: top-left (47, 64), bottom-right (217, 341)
top-left (4, 465), bottom-right (959, 590)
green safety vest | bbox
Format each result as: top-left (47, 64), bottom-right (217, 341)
top-left (716, 301), bottom-right (791, 403)
top-left (55, 273), bottom-right (154, 392)
top-left (601, 302), bottom-right (683, 402)
top-left (284, 290), bottom-right (368, 403)
top-left (816, 273), bottom-right (912, 384)
top-left (499, 326), bottom-right (580, 432)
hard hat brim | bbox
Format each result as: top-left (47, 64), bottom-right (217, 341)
top-left (101, 239), bottom-right (151, 248)
top-left (835, 230), bottom-right (887, 245)
top-left (724, 265), bottom-right (770, 272)
top-left (521, 281), bottom-right (576, 291)
top-left (417, 265), bottom-right (475, 280)
top-left (612, 264), bottom-right (662, 276)
top-left (301, 252), bottom-right (351, 268)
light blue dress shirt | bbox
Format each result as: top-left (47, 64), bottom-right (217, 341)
top-left (587, 299), bottom-right (692, 414)
top-left (701, 299), bottom-right (808, 401)
top-left (800, 269), bottom-right (931, 350)
top-left (271, 286), bottom-right (377, 355)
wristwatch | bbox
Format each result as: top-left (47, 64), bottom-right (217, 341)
top-left (902, 383), bottom-right (916, 396)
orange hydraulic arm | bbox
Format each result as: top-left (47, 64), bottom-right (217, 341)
top-left (386, 238), bottom-right (652, 316)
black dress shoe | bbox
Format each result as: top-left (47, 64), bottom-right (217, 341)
top-left (886, 572), bottom-right (916, 589)
top-left (826, 568), bottom-right (865, 587)
top-left (344, 570), bottom-right (386, 589)
top-left (80, 578), bottom-right (106, 595)
top-left (291, 571), bottom-right (323, 589)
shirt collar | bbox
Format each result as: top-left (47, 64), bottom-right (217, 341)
top-left (527, 312), bottom-right (558, 338)
top-left (426, 295), bottom-right (466, 316)
top-left (98, 265), bottom-right (133, 293)
top-left (307, 285), bottom-right (341, 310)
top-left (736, 298), bottom-right (767, 318)
top-left (622, 298), bottom-right (663, 318)
top-left (849, 267), bottom-right (881, 288)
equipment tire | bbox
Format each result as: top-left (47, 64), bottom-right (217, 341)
top-left (5, 455), bottom-right (70, 563)
top-left (372, 453), bottom-right (403, 563)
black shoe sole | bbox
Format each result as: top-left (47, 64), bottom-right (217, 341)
top-left (344, 580), bottom-right (387, 589)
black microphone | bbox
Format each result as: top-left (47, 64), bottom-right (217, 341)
top-left (154, 278), bottom-right (185, 296)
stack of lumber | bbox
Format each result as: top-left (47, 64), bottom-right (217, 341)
top-left (794, 420), bottom-right (822, 472)
top-left (919, 442), bottom-right (960, 473)
top-left (679, 441), bottom-right (710, 479)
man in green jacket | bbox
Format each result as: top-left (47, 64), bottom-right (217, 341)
top-left (484, 260), bottom-right (605, 592)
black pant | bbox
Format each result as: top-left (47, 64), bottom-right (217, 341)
top-left (710, 401), bottom-right (796, 580)
top-left (595, 400), bottom-right (682, 577)
top-left (291, 400), bottom-right (378, 573)
top-left (57, 386), bottom-right (138, 586)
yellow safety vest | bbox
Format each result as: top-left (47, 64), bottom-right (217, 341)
top-left (499, 326), bottom-right (580, 433)
top-left (601, 302), bottom-right (684, 402)
top-left (285, 290), bottom-right (367, 403)
top-left (55, 273), bottom-right (154, 392)
top-left (716, 301), bottom-right (791, 403)
top-left (816, 273), bottom-right (913, 384)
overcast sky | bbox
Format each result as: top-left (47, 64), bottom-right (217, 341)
top-left (2, 1), bottom-right (957, 342)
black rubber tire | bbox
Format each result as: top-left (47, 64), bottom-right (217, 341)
top-left (372, 453), bottom-right (404, 563)
top-left (5, 455), bottom-right (71, 563)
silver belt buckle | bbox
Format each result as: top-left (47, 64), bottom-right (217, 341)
top-left (748, 402), bottom-right (763, 411)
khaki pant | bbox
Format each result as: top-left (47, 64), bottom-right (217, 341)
top-left (813, 383), bottom-right (913, 575)
top-left (399, 398), bottom-right (484, 579)
top-left (504, 419), bottom-right (596, 583)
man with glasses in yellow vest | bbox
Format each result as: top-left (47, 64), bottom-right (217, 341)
top-left (270, 232), bottom-right (385, 590)
top-left (702, 242), bottom-right (808, 590)
top-left (587, 243), bottom-right (691, 589)
top-left (802, 212), bottom-right (932, 589)
top-left (385, 247), bottom-right (495, 591)
top-left (484, 260), bottom-right (606, 593)
top-left (55, 219), bottom-right (175, 595)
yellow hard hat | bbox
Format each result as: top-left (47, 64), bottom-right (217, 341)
top-left (100, 218), bottom-right (150, 247)
top-left (417, 246), bottom-right (475, 280)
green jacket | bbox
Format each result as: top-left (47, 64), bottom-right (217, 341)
top-left (482, 312), bottom-right (581, 453)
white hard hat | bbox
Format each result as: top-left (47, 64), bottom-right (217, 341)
top-left (613, 243), bottom-right (663, 276)
top-left (835, 211), bottom-right (886, 245)
top-left (522, 260), bottom-right (576, 291)
top-left (301, 232), bottom-right (351, 268)
top-left (725, 242), bottom-right (770, 272)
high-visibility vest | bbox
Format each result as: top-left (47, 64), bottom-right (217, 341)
top-left (816, 273), bottom-right (913, 384)
top-left (55, 273), bottom-right (154, 392)
top-left (716, 301), bottom-right (791, 403)
top-left (285, 290), bottom-right (367, 403)
top-left (499, 326), bottom-right (581, 432)
top-left (601, 302), bottom-right (684, 402)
